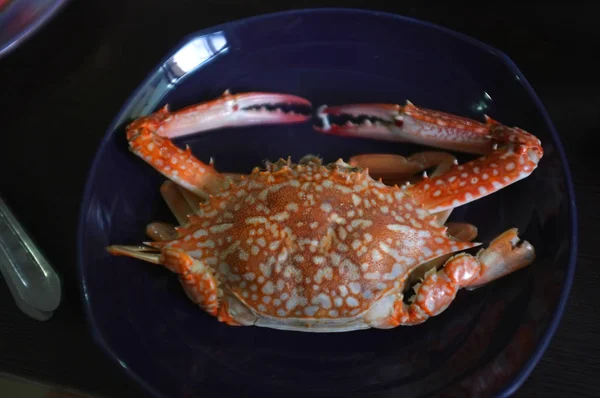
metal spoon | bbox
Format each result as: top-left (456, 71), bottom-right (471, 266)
top-left (0, 196), bottom-right (61, 320)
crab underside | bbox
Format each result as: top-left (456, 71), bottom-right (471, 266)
top-left (107, 90), bottom-right (542, 332)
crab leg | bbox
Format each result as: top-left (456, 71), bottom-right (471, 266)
top-left (405, 222), bottom-right (478, 286)
top-left (146, 172), bottom-right (245, 241)
top-left (158, 181), bottom-right (194, 225)
top-left (145, 181), bottom-right (192, 241)
top-left (146, 179), bottom-right (214, 242)
top-left (367, 229), bottom-right (535, 328)
top-left (406, 121), bottom-right (542, 214)
top-left (318, 100), bottom-right (543, 212)
top-left (349, 151), bottom-right (456, 184)
top-left (146, 222), bottom-right (178, 242)
top-left (349, 151), bottom-right (457, 223)
top-left (321, 103), bottom-right (544, 213)
top-left (126, 90), bottom-right (312, 197)
top-left (106, 245), bottom-right (240, 325)
top-left (445, 222), bottom-right (478, 242)
top-left (176, 184), bottom-right (205, 210)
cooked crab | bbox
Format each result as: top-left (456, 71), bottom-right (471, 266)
top-left (107, 90), bottom-right (542, 332)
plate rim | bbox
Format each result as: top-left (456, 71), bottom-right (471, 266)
top-left (76, 7), bottom-right (578, 398)
top-left (0, 0), bottom-right (71, 60)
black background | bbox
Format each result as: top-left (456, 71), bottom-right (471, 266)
top-left (0, 1), bottom-right (598, 397)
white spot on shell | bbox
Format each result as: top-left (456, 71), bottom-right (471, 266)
top-left (262, 281), bottom-right (274, 295)
top-left (320, 203), bottom-right (332, 212)
top-left (346, 297), bottom-right (359, 307)
top-left (210, 223), bottom-right (233, 233)
top-left (192, 229), bottom-right (208, 238)
top-left (312, 293), bottom-right (332, 309)
top-left (339, 286), bottom-right (348, 297)
top-left (384, 263), bottom-right (404, 280)
top-left (245, 217), bottom-right (267, 224)
top-left (313, 256), bottom-right (326, 265)
top-left (365, 272), bottom-right (380, 280)
top-left (285, 296), bottom-right (301, 311)
top-left (238, 249), bottom-right (249, 261)
top-left (421, 246), bottom-right (433, 257)
top-left (271, 212), bottom-right (290, 221)
top-left (304, 306), bottom-right (319, 316)
top-left (371, 249), bottom-right (382, 262)
top-left (387, 224), bottom-right (411, 233)
top-left (349, 282), bottom-right (361, 294)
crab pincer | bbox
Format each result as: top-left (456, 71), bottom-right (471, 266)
top-left (315, 100), bottom-right (543, 213)
top-left (316, 101), bottom-right (539, 155)
top-left (125, 90), bottom-right (312, 196)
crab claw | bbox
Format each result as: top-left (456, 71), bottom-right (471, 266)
top-left (315, 102), bottom-right (495, 155)
top-left (130, 90), bottom-right (312, 141)
top-left (125, 90), bottom-right (312, 196)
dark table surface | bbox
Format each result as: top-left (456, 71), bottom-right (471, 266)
top-left (0, 1), bottom-right (598, 397)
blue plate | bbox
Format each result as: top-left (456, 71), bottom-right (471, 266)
top-left (0, 0), bottom-right (69, 59)
top-left (77, 8), bottom-right (577, 398)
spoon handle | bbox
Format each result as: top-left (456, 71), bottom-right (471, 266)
top-left (0, 196), bottom-right (61, 318)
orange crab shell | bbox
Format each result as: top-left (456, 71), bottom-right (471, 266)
top-left (148, 157), bottom-right (479, 320)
